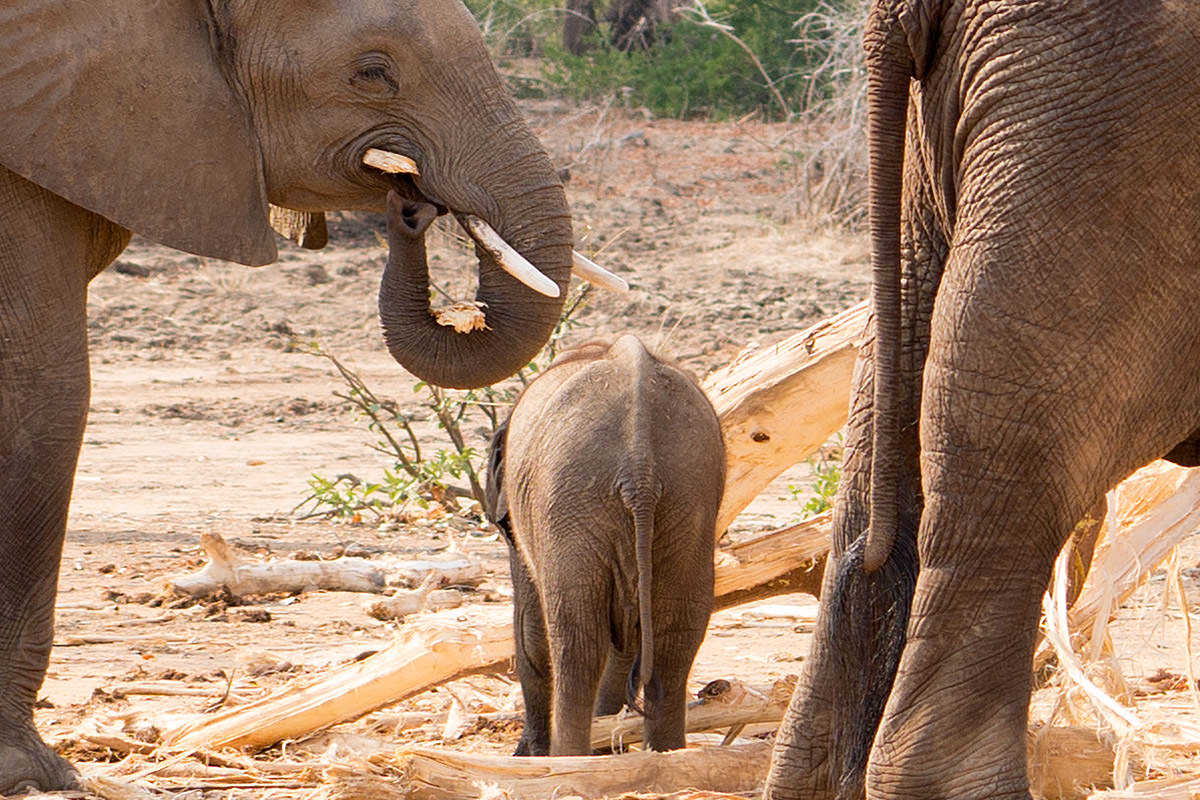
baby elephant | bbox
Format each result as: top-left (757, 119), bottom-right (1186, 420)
top-left (486, 335), bottom-right (725, 756)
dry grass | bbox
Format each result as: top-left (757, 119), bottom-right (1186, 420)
top-left (786, 0), bottom-right (868, 227)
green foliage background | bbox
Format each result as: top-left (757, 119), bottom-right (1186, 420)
top-left (465, 0), bottom-right (860, 121)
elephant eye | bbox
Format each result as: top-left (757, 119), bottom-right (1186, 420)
top-left (351, 54), bottom-right (399, 94)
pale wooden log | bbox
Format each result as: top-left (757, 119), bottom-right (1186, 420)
top-left (1027, 725), bottom-right (1139, 800)
top-left (1066, 462), bottom-right (1200, 638)
top-left (704, 299), bottom-right (867, 535)
top-left (1085, 777), bottom-right (1200, 800)
top-left (161, 605), bottom-right (513, 751)
top-left (320, 725), bottom-right (1131, 800)
top-left (355, 741), bottom-right (773, 800)
top-left (169, 532), bottom-right (385, 597)
top-left (1034, 461), bottom-right (1200, 669)
top-left (591, 677), bottom-right (794, 751)
top-left (383, 554), bottom-right (487, 588)
top-left (364, 578), bottom-right (464, 621)
top-left (712, 513), bottom-right (830, 607)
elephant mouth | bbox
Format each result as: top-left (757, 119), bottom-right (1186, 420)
top-left (362, 147), bottom-right (628, 295)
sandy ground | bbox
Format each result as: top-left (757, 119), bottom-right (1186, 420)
top-left (28, 101), bottom-right (1200, 797)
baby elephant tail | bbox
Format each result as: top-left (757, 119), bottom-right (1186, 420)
top-left (624, 491), bottom-right (656, 714)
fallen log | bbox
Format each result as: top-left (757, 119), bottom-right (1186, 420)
top-left (168, 534), bottom-right (488, 599)
top-left (315, 723), bottom-right (1116, 800)
top-left (592, 677), bottom-right (794, 751)
top-left (364, 574), bottom-right (464, 621)
top-left (1027, 725), bottom-right (1141, 800)
top-left (704, 299), bottom-right (867, 535)
top-left (712, 513), bottom-right (829, 608)
top-left (169, 533), bottom-right (385, 597)
top-left (161, 604), bottom-right (513, 751)
top-left (331, 741), bottom-right (774, 800)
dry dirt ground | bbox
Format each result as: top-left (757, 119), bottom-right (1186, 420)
top-left (28, 101), bottom-right (1200, 797)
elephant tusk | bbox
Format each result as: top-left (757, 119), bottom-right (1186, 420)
top-left (461, 215), bottom-right (561, 298)
top-left (363, 148), bottom-right (420, 175)
top-left (572, 251), bottom-right (629, 292)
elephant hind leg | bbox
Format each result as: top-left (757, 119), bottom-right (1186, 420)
top-left (509, 549), bottom-right (551, 756)
top-left (594, 647), bottom-right (636, 718)
top-left (1164, 426), bottom-right (1200, 467)
top-left (546, 597), bottom-right (610, 756)
top-left (764, 525), bottom-right (918, 800)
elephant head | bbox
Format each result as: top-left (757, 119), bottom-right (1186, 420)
top-left (0, 0), bottom-right (574, 388)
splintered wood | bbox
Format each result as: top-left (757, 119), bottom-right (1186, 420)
top-left (364, 742), bottom-right (773, 800)
top-left (162, 605), bottom-right (514, 750)
top-left (712, 514), bottom-right (829, 609)
top-left (703, 299), bottom-right (867, 535)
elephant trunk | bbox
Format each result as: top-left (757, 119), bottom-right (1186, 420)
top-left (378, 187), bottom-right (571, 390)
top-left (861, 3), bottom-right (916, 573)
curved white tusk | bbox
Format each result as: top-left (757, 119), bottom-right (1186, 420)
top-left (363, 148), bottom-right (420, 175)
top-left (572, 251), bottom-right (629, 292)
top-left (461, 215), bottom-right (560, 298)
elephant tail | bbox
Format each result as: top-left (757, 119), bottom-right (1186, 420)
top-left (635, 499), bottom-right (655, 701)
top-left (862, 0), bottom-right (922, 572)
top-left (621, 487), bottom-right (657, 715)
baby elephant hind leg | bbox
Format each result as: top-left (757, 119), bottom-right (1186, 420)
top-left (509, 550), bottom-right (552, 756)
top-left (547, 598), bottom-right (610, 756)
top-left (594, 647), bottom-right (637, 717)
top-left (641, 596), bottom-right (711, 752)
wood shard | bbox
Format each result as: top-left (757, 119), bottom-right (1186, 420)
top-left (704, 300), bottom-right (867, 535)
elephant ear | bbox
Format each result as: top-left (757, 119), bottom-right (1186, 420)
top-left (484, 420), bottom-right (513, 544)
top-left (0, 0), bottom-right (277, 266)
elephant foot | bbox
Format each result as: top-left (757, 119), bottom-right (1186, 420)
top-left (0, 719), bottom-right (78, 794)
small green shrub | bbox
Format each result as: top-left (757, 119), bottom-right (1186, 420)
top-left (789, 433), bottom-right (843, 518)
top-left (295, 285), bottom-right (591, 523)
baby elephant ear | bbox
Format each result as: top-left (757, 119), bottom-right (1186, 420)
top-left (484, 420), bottom-right (512, 542)
top-left (0, 0), bottom-right (277, 266)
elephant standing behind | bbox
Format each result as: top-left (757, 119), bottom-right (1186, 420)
top-left (763, 1), bottom-right (1200, 799)
top-left (486, 335), bottom-right (725, 756)
top-left (0, 0), bottom-right (579, 791)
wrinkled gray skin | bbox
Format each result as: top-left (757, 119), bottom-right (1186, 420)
top-left (486, 336), bottom-right (725, 756)
top-left (0, 1), bottom-right (573, 791)
top-left (764, 1), bottom-right (1200, 799)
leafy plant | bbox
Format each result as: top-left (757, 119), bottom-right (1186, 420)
top-left (789, 433), bottom-right (843, 518)
top-left (295, 284), bottom-right (592, 523)
top-left (535, 0), bottom-right (859, 121)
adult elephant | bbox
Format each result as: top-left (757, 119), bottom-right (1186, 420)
top-left (0, 0), bottom-right (578, 791)
top-left (765, 1), bottom-right (1200, 799)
